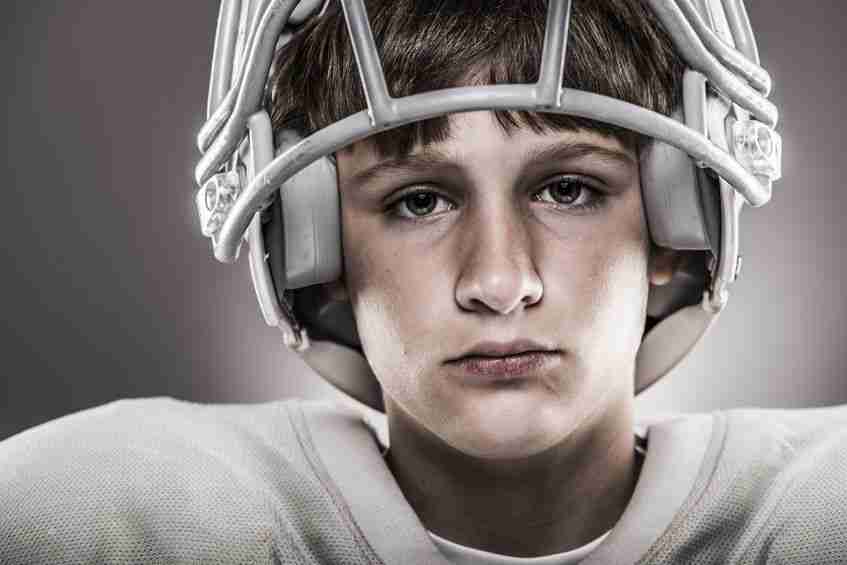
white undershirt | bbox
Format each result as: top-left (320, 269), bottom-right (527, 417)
top-left (428, 529), bottom-right (610, 565)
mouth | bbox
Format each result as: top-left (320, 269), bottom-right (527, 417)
top-left (445, 340), bottom-right (561, 384)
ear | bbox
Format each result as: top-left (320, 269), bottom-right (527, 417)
top-left (648, 245), bottom-right (683, 286)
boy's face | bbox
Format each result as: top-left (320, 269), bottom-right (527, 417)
top-left (335, 111), bottom-right (661, 459)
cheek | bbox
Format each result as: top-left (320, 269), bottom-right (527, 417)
top-left (588, 239), bottom-right (650, 356)
top-left (341, 214), bottom-right (448, 395)
top-left (535, 196), bottom-right (650, 355)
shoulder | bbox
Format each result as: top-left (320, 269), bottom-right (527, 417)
top-left (722, 405), bottom-right (847, 561)
top-left (639, 405), bottom-right (847, 563)
top-left (0, 397), bottom-right (383, 563)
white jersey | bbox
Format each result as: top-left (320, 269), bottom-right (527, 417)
top-left (1, 397), bottom-right (846, 564)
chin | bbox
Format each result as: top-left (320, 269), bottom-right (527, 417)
top-left (441, 391), bottom-right (576, 460)
top-left (449, 426), bottom-right (562, 460)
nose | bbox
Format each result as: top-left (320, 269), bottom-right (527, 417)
top-left (455, 203), bottom-right (543, 315)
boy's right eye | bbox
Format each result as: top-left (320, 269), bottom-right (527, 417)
top-left (388, 189), bottom-right (455, 220)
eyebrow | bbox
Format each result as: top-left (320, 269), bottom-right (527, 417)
top-left (346, 149), bottom-right (455, 190)
top-left (347, 139), bottom-right (637, 189)
top-left (521, 141), bottom-right (637, 171)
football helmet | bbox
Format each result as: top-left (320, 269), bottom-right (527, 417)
top-left (194, 0), bottom-right (781, 411)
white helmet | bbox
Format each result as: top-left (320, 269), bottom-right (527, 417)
top-left (194, 0), bottom-right (781, 411)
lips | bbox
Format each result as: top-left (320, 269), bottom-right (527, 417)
top-left (452, 339), bottom-right (556, 359)
top-left (446, 340), bottom-right (561, 383)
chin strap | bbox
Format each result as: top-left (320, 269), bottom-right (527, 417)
top-left (634, 296), bottom-right (719, 393)
top-left (300, 340), bottom-right (385, 412)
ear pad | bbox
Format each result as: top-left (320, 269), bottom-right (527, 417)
top-left (640, 71), bottom-right (720, 254)
top-left (641, 140), bottom-right (714, 251)
top-left (272, 150), bottom-right (342, 290)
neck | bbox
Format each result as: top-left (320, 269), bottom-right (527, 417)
top-left (384, 392), bottom-right (640, 558)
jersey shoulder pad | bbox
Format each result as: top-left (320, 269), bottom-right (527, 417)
top-left (0, 397), bottom-right (386, 564)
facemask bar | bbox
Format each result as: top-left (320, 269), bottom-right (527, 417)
top-left (646, 0), bottom-right (774, 123)
top-left (206, 0), bottom-right (242, 118)
top-left (199, 0), bottom-right (325, 153)
top-left (197, 0), bottom-right (299, 159)
top-left (676, 0), bottom-right (768, 94)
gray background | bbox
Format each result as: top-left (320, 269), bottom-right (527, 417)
top-left (1, 1), bottom-right (844, 440)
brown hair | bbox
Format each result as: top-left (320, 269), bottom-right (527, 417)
top-left (268, 0), bottom-right (684, 156)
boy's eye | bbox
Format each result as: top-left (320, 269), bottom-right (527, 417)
top-left (391, 190), bottom-right (454, 219)
top-left (533, 177), bottom-right (602, 210)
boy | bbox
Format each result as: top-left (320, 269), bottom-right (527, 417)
top-left (2, 1), bottom-right (844, 563)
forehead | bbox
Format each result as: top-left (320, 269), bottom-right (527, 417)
top-left (337, 111), bottom-right (638, 186)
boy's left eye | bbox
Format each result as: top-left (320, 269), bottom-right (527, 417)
top-left (532, 177), bottom-right (601, 210)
